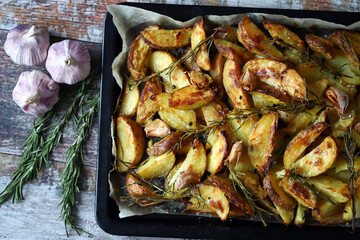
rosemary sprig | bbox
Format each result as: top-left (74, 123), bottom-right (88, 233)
top-left (59, 90), bottom-right (100, 236)
top-left (0, 70), bottom-right (97, 204)
top-left (344, 128), bottom-right (359, 232)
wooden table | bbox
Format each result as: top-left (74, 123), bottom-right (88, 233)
top-left (0, 0), bottom-right (358, 239)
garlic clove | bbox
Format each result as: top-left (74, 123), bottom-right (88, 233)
top-left (45, 40), bottom-right (91, 85)
top-left (323, 86), bottom-right (349, 116)
top-left (4, 24), bottom-right (50, 66)
top-left (12, 70), bottom-right (59, 117)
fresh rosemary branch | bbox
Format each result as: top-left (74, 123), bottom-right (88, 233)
top-left (0, 70), bottom-right (97, 204)
top-left (344, 128), bottom-right (359, 232)
top-left (59, 90), bottom-right (99, 236)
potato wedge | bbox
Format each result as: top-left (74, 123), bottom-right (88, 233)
top-left (148, 51), bottom-right (190, 92)
top-left (213, 25), bottom-right (238, 42)
top-left (238, 16), bottom-right (285, 61)
top-left (169, 85), bottom-right (215, 110)
top-left (279, 177), bottom-right (317, 209)
top-left (294, 205), bottom-right (307, 227)
top-left (115, 116), bottom-right (145, 172)
top-left (248, 112), bottom-right (279, 173)
top-left (209, 175), bottom-right (254, 215)
top-left (284, 106), bottom-right (323, 135)
top-left (214, 38), bottom-right (254, 64)
top-left (292, 136), bottom-right (338, 177)
top-left (141, 27), bottom-right (192, 50)
top-left (307, 78), bottom-right (329, 101)
top-left (305, 34), bottom-right (334, 59)
top-left (191, 18), bottom-right (211, 71)
top-left (243, 59), bottom-right (306, 100)
top-left (136, 76), bottom-right (162, 125)
top-left (263, 166), bottom-right (297, 210)
top-left (308, 176), bottom-right (350, 203)
top-left (274, 203), bottom-right (295, 225)
top-left (250, 87), bottom-right (291, 108)
top-left (230, 111), bottom-right (259, 146)
top-left (183, 46), bottom-right (202, 72)
top-left (127, 25), bottom-right (159, 79)
top-left (119, 85), bottom-right (140, 117)
top-left (144, 119), bottom-right (171, 138)
top-left (328, 30), bottom-right (359, 67)
top-left (223, 58), bottom-right (251, 109)
top-left (201, 101), bottom-right (227, 125)
top-left (193, 183), bottom-right (230, 221)
top-left (125, 172), bottom-right (161, 206)
top-left (147, 131), bottom-right (184, 156)
top-left (209, 52), bottom-right (225, 95)
top-left (187, 71), bottom-right (213, 89)
top-left (167, 139), bottom-right (206, 190)
top-left (283, 122), bottom-right (328, 169)
top-left (312, 199), bottom-right (346, 225)
top-left (206, 131), bottom-right (230, 174)
top-left (137, 151), bottom-right (176, 180)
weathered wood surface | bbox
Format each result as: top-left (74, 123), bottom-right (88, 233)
top-left (0, 0), bottom-right (358, 43)
top-left (0, 0), bottom-right (359, 239)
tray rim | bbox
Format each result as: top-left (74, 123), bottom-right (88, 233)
top-left (96, 2), bottom-right (360, 238)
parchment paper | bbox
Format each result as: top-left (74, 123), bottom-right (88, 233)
top-left (106, 4), bottom-right (360, 222)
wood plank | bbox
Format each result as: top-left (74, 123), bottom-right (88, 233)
top-left (0, 0), bottom-right (357, 44)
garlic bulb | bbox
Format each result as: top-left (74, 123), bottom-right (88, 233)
top-left (12, 70), bottom-right (59, 117)
top-left (4, 24), bottom-right (50, 66)
top-left (45, 40), bottom-right (91, 85)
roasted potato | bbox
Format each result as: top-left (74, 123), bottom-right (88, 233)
top-left (137, 151), bottom-right (176, 180)
top-left (141, 27), bottom-right (192, 50)
top-left (206, 131), bottom-right (230, 174)
top-left (305, 34), bottom-right (335, 59)
top-left (147, 131), bottom-right (184, 156)
top-left (307, 176), bottom-right (350, 203)
top-left (214, 38), bottom-right (254, 64)
top-left (213, 25), bottom-right (238, 42)
top-left (191, 18), bottom-right (211, 71)
top-left (115, 116), bottom-right (145, 172)
top-left (119, 85), bottom-right (140, 117)
top-left (169, 85), bottom-right (215, 110)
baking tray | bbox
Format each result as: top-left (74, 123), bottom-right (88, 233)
top-left (96, 3), bottom-right (360, 239)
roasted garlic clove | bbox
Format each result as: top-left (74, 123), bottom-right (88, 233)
top-left (46, 40), bottom-right (91, 85)
top-left (144, 119), bottom-right (171, 138)
top-left (239, 69), bottom-right (258, 91)
top-left (12, 70), bottom-right (59, 117)
top-left (323, 87), bottom-right (349, 116)
top-left (4, 24), bottom-right (50, 66)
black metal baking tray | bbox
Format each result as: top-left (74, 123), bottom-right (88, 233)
top-left (96, 3), bottom-right (360, 239)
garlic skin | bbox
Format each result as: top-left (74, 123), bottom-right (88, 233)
top-left (12, 70), bottom-right (59, 117)
top-left (45, 40), bottom-right (91, 85)
top-left (4, 24), bottom-right (50, 66)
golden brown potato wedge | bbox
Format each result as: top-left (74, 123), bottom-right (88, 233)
top-left (209, 52), bottom-right (225, 96)
top-left (144, 119), bottom-right (171, 138)
top-left (243, 59), bottom-right (307, 100)
top-left (169, 85), bottom-right (215, 110)
top-left (147, 131), bottom-right (184, 156)
top-left (141, 27), bottom-right (192, 50)
top-left (308, 176), bottom-right (350, 203)
top-left (115, 116), bottom-right (145, 172)
top-left (248, 112), bottom-right (279, 173)
top-left (173, 136), bottom-right (196, 155)
top-left (263, 166), bottom-right (297, 210)
top-left (250, 88), bottom-right (291, 108)
top-left (167, 139), bottom-right (206, 190)
top-left (292, 136), bottom-right (338, 177)
top-left (294, 205), bottom-right (307, 227)
top-left (127, 25), bottom-right (159, 80)
top-left (214, 38), bottom-right (254, 64)
top-left (279, 177), bottom-right (317, 209)
top-left (213, 25), bottom-right (238, 42)
top-left (307, 78), bottom-right (329, 101)
top-left (183, 46), bottom-right (202, 72)
top-left (208, 175), bottom-right (254, 215)
top-left (223, 58), bottom-right (251, 109)
top-left (148, 51), bottom-right (190, 92)
top-left (283, 122), bottom-right (328, 169)
top-left (230, 111), bottom-right (259, 146)
top-left (206, 131), bottom-right (230, 174)
top-left (193, 183), bottom-right (230, 221)
top-left (119, 85), bottom-right (140, 117)
top-left (136, 76), bottom-right (162, 125)
top-left (201, 101), bottom-right (227, 125)
top-left (328, 30), bottom-right (359, 67)
top-left (274, 203), bottom-right (295, 225)
top-left (312, 199), bottom-right (346, 225)
top-left (238, 16), bottom-right (285, 61)
top-left (305, 34), bottom-right (334, 59)
top-left (191, 18), bottom-right (211, 71)
top-left (137, 151), bottom-right (176, 180)
top-left (125, 172), bottom-right (161, 206)
top-left (187, 71), bottom-right (213, 89)
top-left (284, 106), bottom-right (323, 135)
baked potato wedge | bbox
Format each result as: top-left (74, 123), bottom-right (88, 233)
top-left (305, 34), bottom-right (335, 59)
top-left (127, 25), bottom-right (159, 80)
top-left (137, 151), bottom-right (176, 180)
top-left (248, 112), bottom-right (279, 173)
top-left (230, 111), bottom-right (259, 146)
top-left (141, 27), bottom-right (192, 50)
top-left (214, 38), bottom-right (254, 64)
top-left (243, 59), bottom-right (307, 100)
top-left (206, 131), bottom-right (230, 174)
top-left (274, 204), bottom-right (295, 225)
top-left (191, 18), bottom-right (211, 71)
top-left (292, 136), bottom-right (338, 177)
top-left (307, 176), bottom-right (350, 203)
top-left (119, 85), bottom-right (140, 117)
top-left (115, 116), bottom-right (145, 172)
top-left (223, 58), bottom-right (251, 109)
top-left (136, 76), bottom-right (162, 125)
top-left (238, 16), bottom-right (286, 61)
top-left (148, 51), bottom-right (190, 92)
top-left (169, 85), bottom-right (215, 110)
top-left (328, 30), bottom-right (359, 68)
top-left (312, 199), bottom-right (346, 225)
top-left (201, 101), bottom-right (227, 125)
top-left (283, 122), bottom-right (328, 169)
top-left (147, 131), bottom-right (184, 156)
top-left (209, 52), bottom-right (225, 96)
top-left (307, 78), bottom-right (329, 101)
top-left (144, 119), bottom-right (171, 138)
top-left (294, 205), bottom-right (307, 227)
top-left (284, 106), bottom-right (323, 135)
